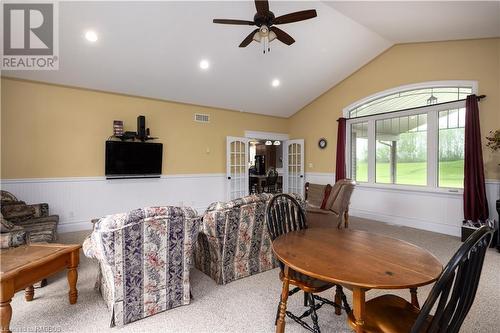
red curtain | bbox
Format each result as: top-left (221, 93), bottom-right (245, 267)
top-left (335, 118), bottom-right (347, 182)
top-left (463, 94), bottom-right (489, 224)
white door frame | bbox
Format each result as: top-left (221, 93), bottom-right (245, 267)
top-left (244, 130), bottom-right (289, 141)
top-left (226, 136), bottom-right (249, 201)
top-left (283, 139), bottom-right (305, 196)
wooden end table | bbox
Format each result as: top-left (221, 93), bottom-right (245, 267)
top-left (0, 243), bottom-right (82, 333)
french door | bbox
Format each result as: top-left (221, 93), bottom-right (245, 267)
top-left (284, 139), bottom-right (305, 196)
top-left (226, 137), bottom-right (249, 200)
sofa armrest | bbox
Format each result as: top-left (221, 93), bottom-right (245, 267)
top-left (1, 203), bottom-right (35, 222)
top-left (27, 203), bottom-right (49, 218)
top-left (82, 235), bottom-right (98, 259)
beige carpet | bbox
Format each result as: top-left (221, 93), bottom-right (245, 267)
top-left (8, 217), bottom-right (500, 333)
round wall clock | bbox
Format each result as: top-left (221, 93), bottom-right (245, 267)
top-left (318, 138), bottom-right (327, 149)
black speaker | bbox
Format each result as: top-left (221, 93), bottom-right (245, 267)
top-left (137, 115), bottom-right (146, 140)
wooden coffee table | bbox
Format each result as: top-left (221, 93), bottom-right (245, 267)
top-left (0, 243), bottom-right (81, 333)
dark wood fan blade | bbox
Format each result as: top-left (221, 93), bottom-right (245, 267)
top-left (273, 9), bottom-right (317, 25)
top-left (213, 19), bottom-right (255, 25)
top-left (239, 28), bottom-right (259, 47)
top-left (270, 27), bottom-right (295, 45)
top-left (255, 0), bottom-right (269, 15)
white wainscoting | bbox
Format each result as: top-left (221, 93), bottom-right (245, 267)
top-left (2, 174), bottom-right (499, 236)
top-left (305, 173), bottom-right (500, 237)
top-left (485, 179), bottom-right (500, 224)
top-left (305, 172), bottom-right (336, 185)
top-left (1, 174), bottom-right (227, 233)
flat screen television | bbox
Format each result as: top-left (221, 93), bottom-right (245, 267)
top-left (105, 141), bottom-right (163, 179)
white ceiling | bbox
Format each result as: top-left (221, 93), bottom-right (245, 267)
top-left (5, 1), bottom-right (499, 117)
top-left (327, 1), bottom-right (500, 43)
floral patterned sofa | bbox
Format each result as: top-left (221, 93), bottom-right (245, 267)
top-left (195, 193), bottom-right (303, 285)
top-left (83, 206), bottom-right (201, 326)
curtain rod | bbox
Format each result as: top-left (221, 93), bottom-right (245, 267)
top-left (477, 95), bottom-right (486, 101)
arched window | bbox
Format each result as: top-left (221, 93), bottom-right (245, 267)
top-left (345, 81), bottom-right (477, 190)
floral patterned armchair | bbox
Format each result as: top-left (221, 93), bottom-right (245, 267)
top-left (195, 193), bottom-right (304, 285)
top-left (83, 206), bottom-right (201, 326)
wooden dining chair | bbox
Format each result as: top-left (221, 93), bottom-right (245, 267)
top-left (351, 225), bottom-right (494, 333)
top-left (266, 194), bottom-right (350, 333)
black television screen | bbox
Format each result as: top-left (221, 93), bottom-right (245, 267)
top-left (105, 141), bottom-right (163, 178)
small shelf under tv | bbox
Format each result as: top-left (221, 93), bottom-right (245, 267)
top-left (110, 134), bottom-right (158, 142)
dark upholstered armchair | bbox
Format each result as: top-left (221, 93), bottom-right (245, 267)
top-left (0, 190), bottom-right (59, 248)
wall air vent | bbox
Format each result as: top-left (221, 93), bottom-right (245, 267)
top-left (194, 113), bottom-right (210, 123)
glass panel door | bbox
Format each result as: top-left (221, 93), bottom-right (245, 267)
top-left (226, 137), bottom-right (249, 200)
top-left (284, 139), bottom-right (304, 196)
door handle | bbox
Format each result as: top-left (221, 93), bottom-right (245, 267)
top-left (228, 176), bottom-right (231, 180)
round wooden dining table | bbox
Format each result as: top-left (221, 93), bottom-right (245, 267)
top-left (272, 227), bottom-right (442, 333)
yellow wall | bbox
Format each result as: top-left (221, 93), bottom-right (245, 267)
top-left (1, 78), bottom-right (288, 178)
top-left (289, 38), bottom-right (500, 180)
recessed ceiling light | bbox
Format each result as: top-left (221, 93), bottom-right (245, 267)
top-left (271, 79), bottom-right (280, 87)
top-left (85, 30), bottom-right (98, 42)
top-left (199, 59), bottom-right (210, 70)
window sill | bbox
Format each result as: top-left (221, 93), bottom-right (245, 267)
top-left (355, 182), bottom-right (463, 196)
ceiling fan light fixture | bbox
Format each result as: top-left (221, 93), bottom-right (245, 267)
top-left (260, 25), bottom-right (269, 36)
top-left (253, 31), bottom-right (262, 42)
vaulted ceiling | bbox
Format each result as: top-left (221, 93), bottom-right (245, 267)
top-left (5, 1), bottom-right (499, 117)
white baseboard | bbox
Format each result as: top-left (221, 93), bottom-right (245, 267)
top-left (58, 220), bottom-right (93, 234)
top-left (350, 208), bottom-right (461, 237)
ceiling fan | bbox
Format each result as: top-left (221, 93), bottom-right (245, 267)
top-left (213, 0), bottom-right (317, 53)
